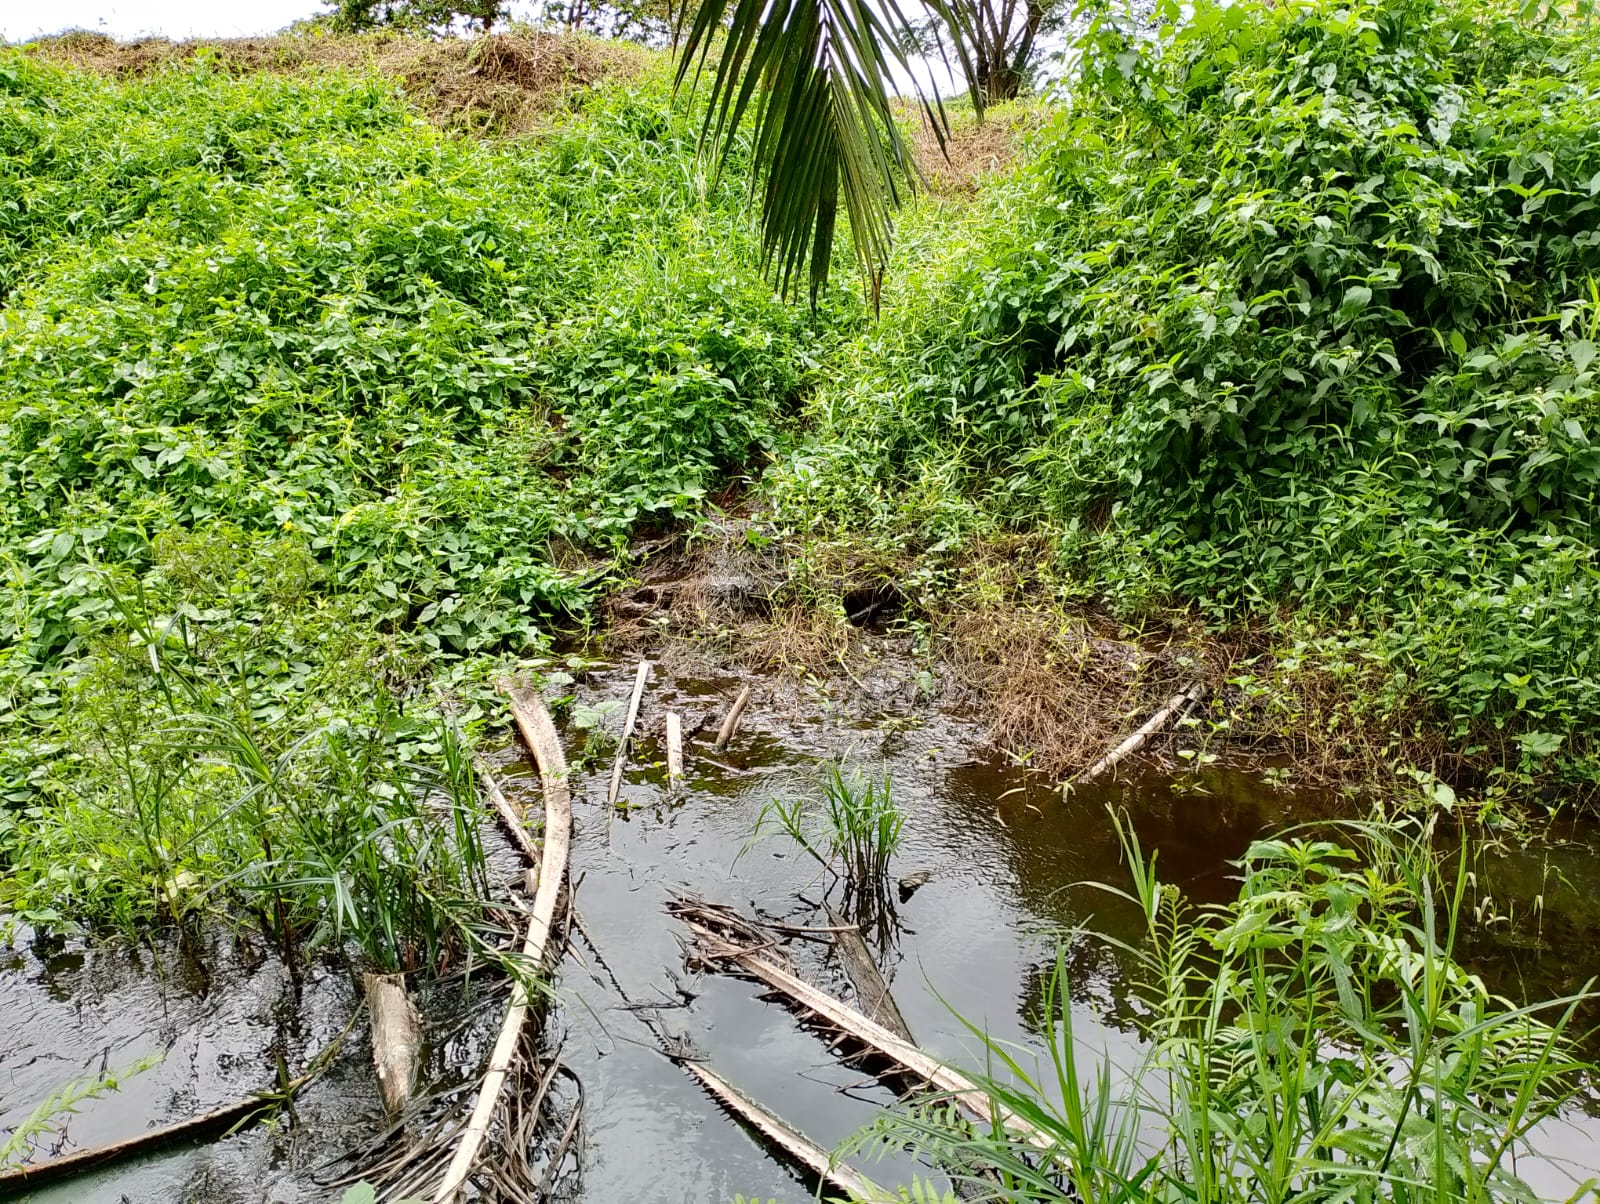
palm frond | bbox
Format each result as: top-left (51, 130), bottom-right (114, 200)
top-left (676, 0), bottom-right (979, 304)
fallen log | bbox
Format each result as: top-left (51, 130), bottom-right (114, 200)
top-left (711, 684), bottom-right (751, 752)
top-left (671, 900), bottom-right (1047, 1149)
top-left (683, 1062), bottom-right (878, 1201)
top-left (365, 972), bottom-right (423, 1114)
top-left (432, 686), bottom-right (572, 1203)
top-left (606, 660), bottom-right (652, 808)
top-left (0, 1093), bottom-right (275, 1196)
top-left (825, 906), bottom-right (913, 1043)
top-left (0, 1016), bottom-right (358, 1200)
top-left (1067, 683), bottom-right (1205, 790)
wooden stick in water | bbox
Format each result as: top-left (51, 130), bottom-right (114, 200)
top-left (712, 684), bottom-right (750, 752)
top-left (683, 1062), bottom-right (879, 1201)
top-left (433, 688), bottom-right (572, 1203)
top-left (606, 660), bottom-right (651, 808)
top-left (665, 711), bottom-right (684, 783)
top-left (674, 904), bottom-right (1048, 1149)
top-left (1067, 683), bottom-right (1205, 790)
top-left (825, 906), bottom-right (913, 1043)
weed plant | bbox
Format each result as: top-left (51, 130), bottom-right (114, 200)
top-left (846, 816), bottom-right (1597, 1203)
top-left (755, 764), bottom-right (904, 912)
top-left (0, 48), bottom-right (853, 938)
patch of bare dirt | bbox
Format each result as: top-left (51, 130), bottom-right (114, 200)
top-left (22, 29), bottom-right (653, 134)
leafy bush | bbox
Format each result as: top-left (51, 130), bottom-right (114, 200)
top-left (0, 48), bottom-right (849, 933)
top-left (769, 0), bottom-right (1600, 785)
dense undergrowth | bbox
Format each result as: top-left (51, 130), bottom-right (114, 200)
top-left (0, 43), bottom-right (852, 933)
top-left (5, 0), bottom-right (1600, 943)
top-left (767, 0), bottom-right (1600, 804)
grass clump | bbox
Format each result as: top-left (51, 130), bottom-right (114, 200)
top-left (754, 764), bottom-right (904, 917)
top-left (848, 817), bottom-right (1597, 1203)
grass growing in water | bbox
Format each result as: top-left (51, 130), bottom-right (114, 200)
top-left (847, 816), bottom-right (1597, 1203)
top-left (754, 764), bottom-right (904, 918)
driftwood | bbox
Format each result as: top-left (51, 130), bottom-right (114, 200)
top-left (711, 684), bottom-right (751, 752)
top-left (665, 711), bottom-right (684, 783)
top-left (825, 906), bottom-right (913, 1043)
top-left (606, 660), bottom-right (651, 808)
top-left (684, 1062), bottom-right (878, 1201)
top-left (672, 900), bottom-right (1047, 1150)
top-left (365, 972), bottom-right (423, 1114)
top-left (432, 687), bottom-right (572, 1203)
top-left (0, 1092), bottom-right (279, 1196)
top-left (1068, 683), bottom-right (1205, 789)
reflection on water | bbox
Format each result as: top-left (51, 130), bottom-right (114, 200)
top-left (3, 660), bottom-right (1598, 1200)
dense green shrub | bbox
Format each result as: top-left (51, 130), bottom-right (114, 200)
top-left (769, 0), bottom-right (1600, 783)
top-left (0, 48), bottom-right (848, 927)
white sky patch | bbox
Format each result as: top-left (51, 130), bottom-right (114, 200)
top-left (1, 0), bottom-right (326, 41)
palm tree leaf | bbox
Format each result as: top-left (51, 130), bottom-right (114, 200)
top-left (675, 0), bottom-right (981, 304)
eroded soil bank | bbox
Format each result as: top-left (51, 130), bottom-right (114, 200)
top-left (4, 645), bottom-right (1600, 1201)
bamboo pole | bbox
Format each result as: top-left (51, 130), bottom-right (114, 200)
top-left (1067, 683), bottom-right (1205, 790)
top-left (712, 684), bottom-right (750, 752)
top-left (605, 660), bottom-right (651, 808)
top-left (432, 687), bottom-right (571, 1203)
top-left (665, 711), bottom-right (684, 783)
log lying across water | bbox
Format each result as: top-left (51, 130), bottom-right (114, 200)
top-left (670, 898), bottom-right (1048, 1149)
top-left (432, 686), bottom-right (572, 1203)
top-left (0, 1093), bottom-right (280, 1197)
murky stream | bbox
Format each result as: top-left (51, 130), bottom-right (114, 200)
top-left (5, 655), bottom-right (1600, 1201)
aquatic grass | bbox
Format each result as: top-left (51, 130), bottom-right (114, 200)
top-left (754, 764), bottom-right (904, 891)
top-left (846, 814), bottom-right (1599, 1203)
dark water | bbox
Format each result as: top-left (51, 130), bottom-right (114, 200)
top-left (4, 659), bottom-right (1600, 1201)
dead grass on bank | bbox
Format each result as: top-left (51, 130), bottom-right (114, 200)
top-left (901, 103), bottom-right (1041, 198)
top-left (21, 28), bottom-right (652, 134)
top-left (581, 525), bottom-right (1509, 793)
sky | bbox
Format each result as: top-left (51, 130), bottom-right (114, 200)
top-left (0, 0), bottom-right (333, 42)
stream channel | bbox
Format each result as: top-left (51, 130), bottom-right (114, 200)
top-left (5, 652), bottom-right (1600, 1202)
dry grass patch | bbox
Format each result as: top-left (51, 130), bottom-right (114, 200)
top-left (902, 102), bottom-right (1040, 198)
top-left (22, 28), bottom-right (653, 134)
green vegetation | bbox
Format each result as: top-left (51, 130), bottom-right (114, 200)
top-left (848, 817), bottom-right (1595, 1203)
top-left (768, 0), bottom-right (1600, 799)
top-left (0, 47), bottom-right (848, 939)
top-left (2, 0), bottom-right (1598, 1011)
top-left (754, 764), bottom-right (904, 901)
